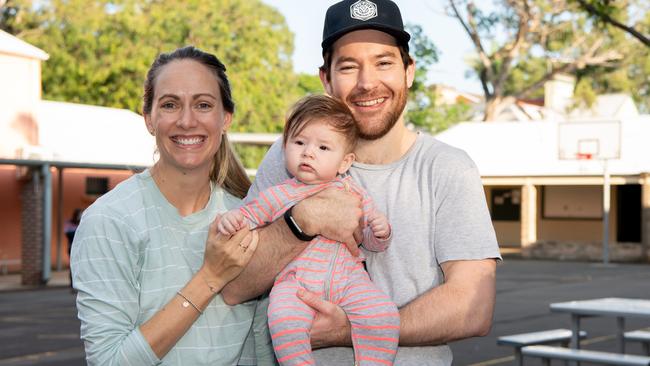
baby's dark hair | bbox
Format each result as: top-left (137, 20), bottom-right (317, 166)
top-left (283, 95), bottom-right (358, 152)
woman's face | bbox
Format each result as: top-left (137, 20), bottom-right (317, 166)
top-left (145, 59), bottom-right (232, 176)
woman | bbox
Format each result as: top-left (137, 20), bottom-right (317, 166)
top-left (71, 46), bottom-right (276, 365)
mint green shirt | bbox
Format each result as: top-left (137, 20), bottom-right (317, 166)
top-left (71, 169), bottom-right (276, 365)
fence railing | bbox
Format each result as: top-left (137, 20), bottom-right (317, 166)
top-left (229, 132), bottom-right (281, 176)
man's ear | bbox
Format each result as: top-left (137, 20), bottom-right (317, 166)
top-left (406, 58), bottom-right (416, 89)
top-left (319, 68), bottom-right (333, 95)
top-left (338, 152), bottom-right (355, 175)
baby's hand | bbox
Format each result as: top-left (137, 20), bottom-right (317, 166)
top-left (368, 211), bottom-right (391, 240)
top-left (217, 210), bottom-right (247, 235)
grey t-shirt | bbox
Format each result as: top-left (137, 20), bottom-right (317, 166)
top-left (250, 132), bottom-right (501, 365)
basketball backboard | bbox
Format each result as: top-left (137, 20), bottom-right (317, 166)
top-left (558, 120), bottom-right (621, 160)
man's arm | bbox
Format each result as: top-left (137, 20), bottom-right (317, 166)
top-left (398, 258), bottom-right (497, 345)
top-left (221, 218), bottom-right (305, 305)
top-left (299, 258), bottom-right (497, 347)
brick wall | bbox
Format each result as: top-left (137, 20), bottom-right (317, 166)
top-left (20, 168), bottom-right (44, 285)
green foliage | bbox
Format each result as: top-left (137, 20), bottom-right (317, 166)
top-left (571, 76), bottom-right (598, 109)
top-left (234, 145), bottom-right (272, 172)
top-left (579, 2), bottom-right (650, 112)
top-left (404, 23), bottom-right (469, 133)
top-left (407, 23), bottom-right (439, 93)
top-left (503, 59), bottom-right (546, 100)
top-left (296, 73), bottom-right (324, 96)
top-left (458, 0), bottom-right (650, 116)
top-left (2, 0), bottom-right (299, 133)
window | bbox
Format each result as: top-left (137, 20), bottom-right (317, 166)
top-left (491, 188), bottom-right (520, 221)
top-left (85, 177), bottom-right (109, 196)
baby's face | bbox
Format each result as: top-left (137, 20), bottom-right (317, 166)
top-left (284, 120), bottom-right (354, 184)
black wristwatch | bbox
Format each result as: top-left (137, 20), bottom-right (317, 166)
top-left (283, 206), bottom-right (316, 241)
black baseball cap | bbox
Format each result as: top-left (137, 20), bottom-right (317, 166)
top-left (322, 0), bottom-right (410, 54)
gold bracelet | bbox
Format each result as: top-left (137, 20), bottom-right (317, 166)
top-left (176, 291), bottom-right (203, 315)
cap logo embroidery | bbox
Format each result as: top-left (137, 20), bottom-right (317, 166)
top-left (350, 0), bottom-right (378, 21)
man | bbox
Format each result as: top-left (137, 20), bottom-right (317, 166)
top-left (222, 1), bottom-right (501, 364)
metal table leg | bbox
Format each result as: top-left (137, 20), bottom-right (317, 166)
top-left (617, 317), bottom-right (625, 353)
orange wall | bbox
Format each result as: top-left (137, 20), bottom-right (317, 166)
top-left (50, 168), bottom-right (134, 267)
top-left (0, 166), bottom-right (136, 272)
top-left (0, 166), bottom-right (23, 268)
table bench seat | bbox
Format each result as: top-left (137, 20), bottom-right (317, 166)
top-left (521, 345), bottom-right (650, 365)
top-left (497, 328), bottom-right (587, 365)
top-left (626, 330), bottom-right (650, 355)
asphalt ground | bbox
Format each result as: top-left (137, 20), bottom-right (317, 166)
top-left (0, 258), bottom-right (649, 365)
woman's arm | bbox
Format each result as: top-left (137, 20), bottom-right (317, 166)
top-left (140, 224), bottom-right (258, 357)
top-left (74, 210), bottom-right (258, 364)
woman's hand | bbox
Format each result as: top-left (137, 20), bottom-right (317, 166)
top-left (199, 218), bottom-right (259, 292)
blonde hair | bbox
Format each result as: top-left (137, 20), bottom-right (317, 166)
top-left (210, 134), bottom-right (251, 199)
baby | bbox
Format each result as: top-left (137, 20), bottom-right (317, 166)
top-left (218, 95), bottom-right (399, 366)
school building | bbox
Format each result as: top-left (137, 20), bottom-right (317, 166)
top-left (436, 119), bottom-right (650, 262)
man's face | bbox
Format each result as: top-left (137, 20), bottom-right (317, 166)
top-left (320, 29), bottom-right (414, 140)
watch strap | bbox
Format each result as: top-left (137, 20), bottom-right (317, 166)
top-left (283, 206), bottom-right (316, 241)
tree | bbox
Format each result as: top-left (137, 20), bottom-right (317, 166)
top-left (570, 0), bottom-right (650, 112)
top-left (449, 0), bottom-right (624, 121)
top-left (404, 24), bottom-right (471, 133)
top-left (573, 0), bottom-right (650, 47)
top-left (1, 0), bottom-right (298, 134)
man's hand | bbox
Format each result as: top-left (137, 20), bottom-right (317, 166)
top-left (292, 187), bottom-right (363, 256)
top-left (297, 289), bottom-right (352, 348)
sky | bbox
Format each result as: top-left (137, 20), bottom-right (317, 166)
top-left (262, 0), bottom-right (482, 94)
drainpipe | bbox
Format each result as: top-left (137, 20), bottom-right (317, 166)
top-left (56, 167), bottom-right (63, 271)
top-left (42, 164), bottom-right (52, 283)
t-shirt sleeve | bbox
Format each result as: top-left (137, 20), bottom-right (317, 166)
top-left (252, 295), bottom-right (278, 365)
top-left (433, 153), bottom-right (502, 263)
top-left (72, 205), bottom-right (160, 366)
top-left (247, 138), bottom-right (290, 201)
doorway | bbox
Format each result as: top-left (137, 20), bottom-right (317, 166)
top-left (617, 184), bottom-right (641, 243)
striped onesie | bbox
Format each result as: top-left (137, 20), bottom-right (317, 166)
top-left (240, 175), bottom-right (400, 366)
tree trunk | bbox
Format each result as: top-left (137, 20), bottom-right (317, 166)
top-left (484, 97), bottom-right (501, 121)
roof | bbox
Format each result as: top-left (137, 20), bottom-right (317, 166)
top-left (568, 93), bottom-right (639, 120)
top-left (34, 100), bottom-right (156, 166)
top-left (0, 30), bottom-right (49, 60)
top-left (469, 93), bottom-right (640, 123)
top-left (435, 116), bottom-right (650, 177)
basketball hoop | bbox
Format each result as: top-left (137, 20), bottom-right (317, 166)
top-left (557, 120), bottom-right (622, 266)
top-left (558, 121), bottom-right (620, 161)
top-left (576, 152), bottom-right (593, 160)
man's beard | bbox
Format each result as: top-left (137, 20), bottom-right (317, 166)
top-left (354, 82), bottom-right (408, 141)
